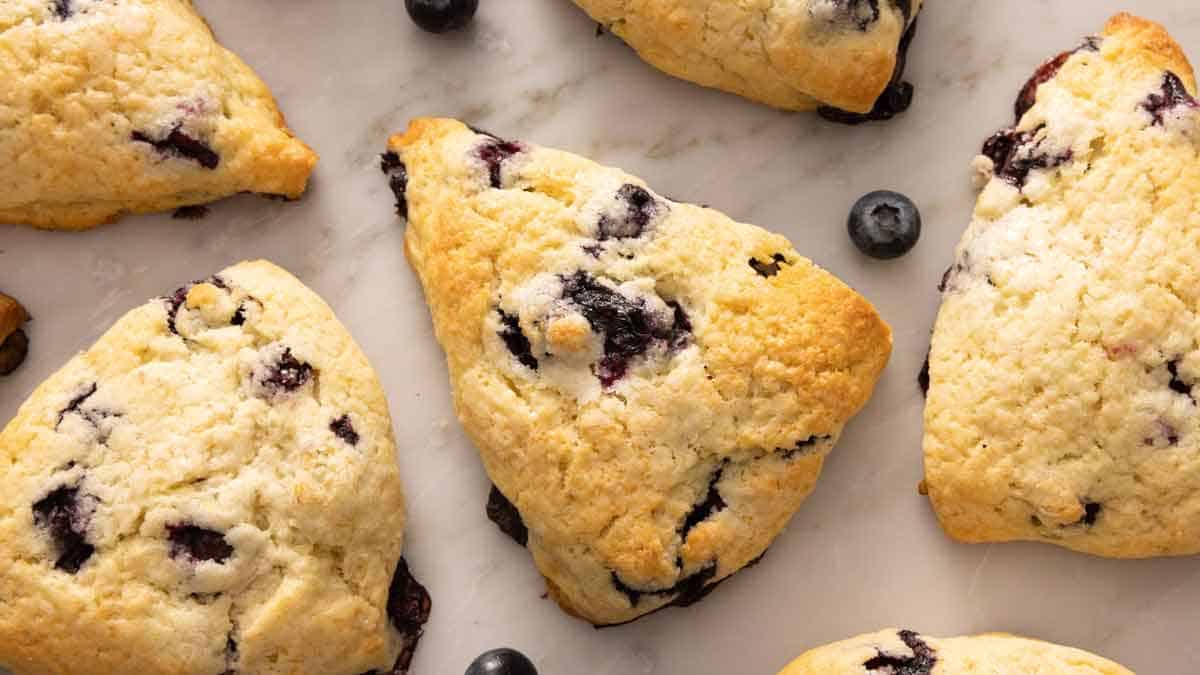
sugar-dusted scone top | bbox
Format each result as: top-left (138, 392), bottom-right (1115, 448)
top-left (0, 0), bottom-right (318, 230)
top-left (924, 14), bottom-right (1200, 557)
top-left (572, 0), bottom-right (921, 113)
top-left (0, 261), bottom-right (428, 675)
top-left (386, 118), bottom-right (891, 625)
top-left (777, 628), bottom-right (1134, 674)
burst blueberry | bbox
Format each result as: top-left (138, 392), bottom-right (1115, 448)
top-left (32, 485), bottom-right (96, 573)
top-left (167, 524), bottom-right (234, 564)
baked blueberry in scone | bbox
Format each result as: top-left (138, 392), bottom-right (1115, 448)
top-left (0, 1), bottom-right (318, 230)
top-left (383, 118), bottom-right (892, 625)
top-left (924, 14), bottom-right (1200, 558)
top-left (776, 629), bottom-right (1133, 674)
top-left (0, 261), bottom-right (430, 675)
top-left (571, 0), bottom-right (922, 120)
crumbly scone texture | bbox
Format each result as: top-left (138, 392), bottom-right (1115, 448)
top-left (924, 14), bottom-right (1200, 557)
top-left (0, 260), bottom-right (412, 675)
top-left (388, 118), bottom-right (891, 625)
top-left (572, 0), bottom-right (921, 112)
top-left (0, 0), bottom-right (318, 230)
top-left (777, 628), bottom-right (1134, 674)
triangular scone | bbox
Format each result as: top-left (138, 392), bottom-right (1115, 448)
top-left (0, 1), bottom-right (318, 230)
top-left (777, 628), bottom-right (1133, 674)
top-left (384, 118), bottom-right (891, 625)
top-left (572, 0), bottom-right (921, 117)
top-left (0, 261), bottom-right (430, 675)
top-left (924, 14), bottom-right (1200, 557)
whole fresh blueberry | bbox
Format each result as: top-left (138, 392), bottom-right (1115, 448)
top-left (465, 648), bottom-right (538, 675)
top-left (847, 190), bottom-right (922, 259)
top-left (406, 0), bottom-right (478, 33)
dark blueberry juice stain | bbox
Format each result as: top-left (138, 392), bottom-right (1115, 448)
top-left (611, 562), bottom-right (718, 609)
top-left (230, 304), bottom-right (247, 326)
top-left (863, 629), bottom-right (937, 674)
top-left (57, 383), bottom-right (97, 418)
top-left (330, 415), bottom-right (360, 445)
top-left (597, 184), bottom-right (662, 240)
top-left (981, 126), bottom-right (1071, 188)
top-left (1014, 51), bottom-right (1072, 122)
top-left (680, 464), bottom-right (727, 540)
top-left (165, 284), bottom-right (192, 334)
top-left (918, 353), bottom-right (930, 395)
top-left (819, 16), bottom-right (918, 125)
top-left (380, 151), bottom-right (409, 218)
top-left (132, 125), bottom-right (219, 169)
top-left (477, 138), bottom-right (523, 188)
top-left (218, 636), bottom-right (238, 675)
top-left (666, 301), bottom-right (692, 350)
top-left (560, 272), bottom-right (691, 387)
top-left (172, 205), bottom-right (210, 220)
top-left (163, 276), bottom-right (230, 335)
top-left (486, 484), bottom-right (528, 546)
top-left (54, 379), bottom-right (117, 429)
top-left (1167, 360), bottom-right (1193, 399)
top-left (1078, 501), bottom-right (1101, 527)
top-left (1014, 37), bottom-right (1100, 122)
top-left (259, 348), bottom-right (313, 393)
top-left (938, 263), bottom-right (964, 293)
top-left (52, 0), bottom-right (73, 20)
top-left (498, 310), bottom-right (538, 371)
top-left (749, 253), bottom-right (789, 278)
top-left (780, 435), bottom-right (831, 460)
top-left (32, 485), bottom-right (96, 573)
top-left (1142, 71), bottom-right (1199, 125)
top-left (168, 525), bottom-right (234, 564)
top-left (385, 557), bottom-right (432, 675)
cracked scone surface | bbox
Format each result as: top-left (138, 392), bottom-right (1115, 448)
top-left (0, 0), bottom-right (318, 230)
top-left (924, 14), bottom-right (1200, 557)
top-left (572, 0), bottom-right (921, 113)
top-left (385, 118), bottom-right (891, 625)
top-left (777, 628), bottom-right (1133, 674)
top-left (0, 261), bottom-right (428, 675)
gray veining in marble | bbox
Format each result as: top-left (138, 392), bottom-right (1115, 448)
top-left (3, 1), bottom-right (1200, 673)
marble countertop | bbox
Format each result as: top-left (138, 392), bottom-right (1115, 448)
top-left (4, 1), bottom-right (1200, 673)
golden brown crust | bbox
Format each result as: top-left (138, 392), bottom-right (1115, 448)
top-left (391, 118), bottom-right (891, 624)
top-left (572, 0), bottom-right (922, 112)
top-left (0, 292), bottom-right (30, 343)
top-left (1104, 13), bottom-right (1197, 90)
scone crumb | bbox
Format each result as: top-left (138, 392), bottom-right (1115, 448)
top-left (545, 314), bottom-right (593, 354)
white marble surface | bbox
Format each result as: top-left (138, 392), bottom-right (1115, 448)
top-left (3, 1), bottom-right (1200, 673)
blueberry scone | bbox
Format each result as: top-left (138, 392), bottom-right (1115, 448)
top-left (924, 14), bottom-right (1200, 557)
top-left (573, 0), bottom-right (922, 121)
top-left (0, 1), bottom-right (318, 230)
top-left (777, 629), bottom-right (1133, 674)
top-left (382, 118), bottom-right (892, 625)
top-left (0, 261), bottom-right (430, 675)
